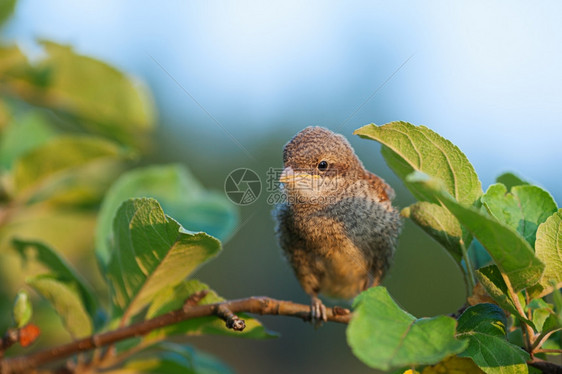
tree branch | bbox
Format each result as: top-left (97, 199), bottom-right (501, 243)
top-left (528, 357), bottom-right (562, 374)
top-left (0, 296), bottom-right (351, 374)
top-left (0, 329), bottom-right (18, 360)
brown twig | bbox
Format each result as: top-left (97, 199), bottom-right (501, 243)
top-left (0, 296), bottom-right (351, 374)
top-left (501, 273), bottom-right (535, 351)
top-left (535, 349), bottom-right (562, 354)
top-left (216, 304), bottom-right (245, 331)
top-left (183, 290), bottom-right (209, 309)
top-left (531, 329), bottom-right (561, 353)
top-left (0, 329), bottom-right (18, 360)
top-left (528, 357), bottom-right (562, 374)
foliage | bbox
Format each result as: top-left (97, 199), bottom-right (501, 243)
top-left (12, 290), bottom-right (31, 328)
top-left (95, 164), bottom-right (238, 267)
top-left (0, 5), bottom-right (560, 372)
top-left (0, 13), bottom-right (267, 372)
top-left (354, 122), bottom-right (561, 372)
top-left (347, 287), bottom-right (467, 370)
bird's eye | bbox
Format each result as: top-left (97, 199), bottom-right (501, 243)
top-left (317, 160), bottom-right (328, 171)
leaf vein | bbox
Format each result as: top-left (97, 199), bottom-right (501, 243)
top-left (384, 127), bottom-right (423, 169)
top-left (415, 129), bottom-right (459, 200)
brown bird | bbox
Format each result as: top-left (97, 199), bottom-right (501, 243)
top-left (273, 126), bottom-right (401, 322)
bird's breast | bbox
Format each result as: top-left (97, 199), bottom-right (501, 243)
top-left (315, 239), bottom-right (370, 299)
top-left (294, 214), bottom-right (371, 299)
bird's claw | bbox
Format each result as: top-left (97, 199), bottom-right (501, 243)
top-left (310, 296), bottom-right (327, 326)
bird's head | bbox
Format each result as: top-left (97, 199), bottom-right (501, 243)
top-left (279, 127), bottom-right (365, 203)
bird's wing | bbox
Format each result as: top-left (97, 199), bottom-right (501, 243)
top-left (364, 171), bottom-right (395, 201)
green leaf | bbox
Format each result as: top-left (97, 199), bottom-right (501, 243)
top-left (12, 290), bottom-right (32, 328)
top-left (476, 265), bottom-right (533, 328)
top-left (0, 111), bottom-right (56, 172)
top-left (145, 279), bottom-right (276, 340)
top-left (0, 0), bottom-right (16, 27)
top-left (541, 331), bottom-right (561, 354)
top-left (407, 172), bottom-right (544, 292)
top-left (354, 122), bottom-right (482, 205)
top-left (27, 274), bottom-right (93, 338)
top-left (96, 164), bottom-right (238, 267)
top-left (346, 287), bottom-right (467, 371)
top-left (541, 315), bottom-right (562, 336)
top-left (0, 100), bottom-right (9, 130)
top-left (420, 356), bottom-right (485, 374)
top-left (107, 198), bottom-right (222, 324)
top-left (481, 184), bottom-right (557, 247)
top-left (0, 44), bottom-right (27, 76)
top-left (506, 327), bottom-right (524, 348)
top-left (526, 299), bottom-right (555, 333)
top-left (12, 239), bottom-right (98, 320)
top-left (468, 239), bottom-right (492, 269)
top-left (3, 41), bottom-right (155, 149)
top-left (457, 304), bottom-right (529, 374)
top-left (528, 210), bottom-right (562, 298)
top-left (13, 135), bottom-right (131, 204)
top-left (0, 205), bottom-right (98, 261)
top-left (495, 172), bottom-right (528, 191)
top-left (401, 202), bottom-right (463, 262)
top-left (118, 342), bottom-right (233, 374)
top-left (553, 286), bottom-right (562, 326)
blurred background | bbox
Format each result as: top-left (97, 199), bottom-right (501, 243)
top-left (1, 1), bottom-right (561, 373)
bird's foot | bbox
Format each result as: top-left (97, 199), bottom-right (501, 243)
top-left (310, 296), bottom-right (327, 327)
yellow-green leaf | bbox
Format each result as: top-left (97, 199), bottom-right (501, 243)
top-left (407, 172), bottom-right (544, 292)
top-left (27, 274), bottom-right (93, 338)
top-left (402, 202), bottom-right (463, 262)
top-left (481, 184), bottom-right (557, 247)
top-left (96, 164), bottom-right (237, 267)
top-left (355, 122), bottom-right (482, 205)
top-left (12, 290), bottom-right (32, 328)
top-left (107, 198), bottom-right (221, 325)
top-left (1, 41), bottom-right (155, 149)
top-left (529, 210), bottom-right (562, 298)
top-left (0, 0), bottom-right (17, 27)
top-left (421, 356), bottom-right (484, 374)
top-left (13, 135), bottom-right (131, 204)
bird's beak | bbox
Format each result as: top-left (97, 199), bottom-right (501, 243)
top-left (279, 167), bottom-right (296, 184)
top-left (279, 167), bottom-right (318, 184)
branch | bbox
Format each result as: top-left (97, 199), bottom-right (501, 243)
top-left (0, 296), bottom-right (351, 374)
top-left (0, 329), bottom-right (18, 359)
top-left (500, 273), bottom-right (535, 351)
top-left (528, 357), bottom-right (562, 374)
top-left (534, 349), bottom-right (562, 354)
top-left (530, 329), bottom-right (560, 353)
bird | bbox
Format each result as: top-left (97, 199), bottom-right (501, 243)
top-left (273, 126), bottom-right (401, 323)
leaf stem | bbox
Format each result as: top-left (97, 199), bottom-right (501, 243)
top-left (501, 273), bottom-right (534, 351)
top-left (534, 348), bottom-right (562, 354)
top-left (530, 329), bottom-right (561, 353)
top-left (460, 240), bottom-right (476, 295)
